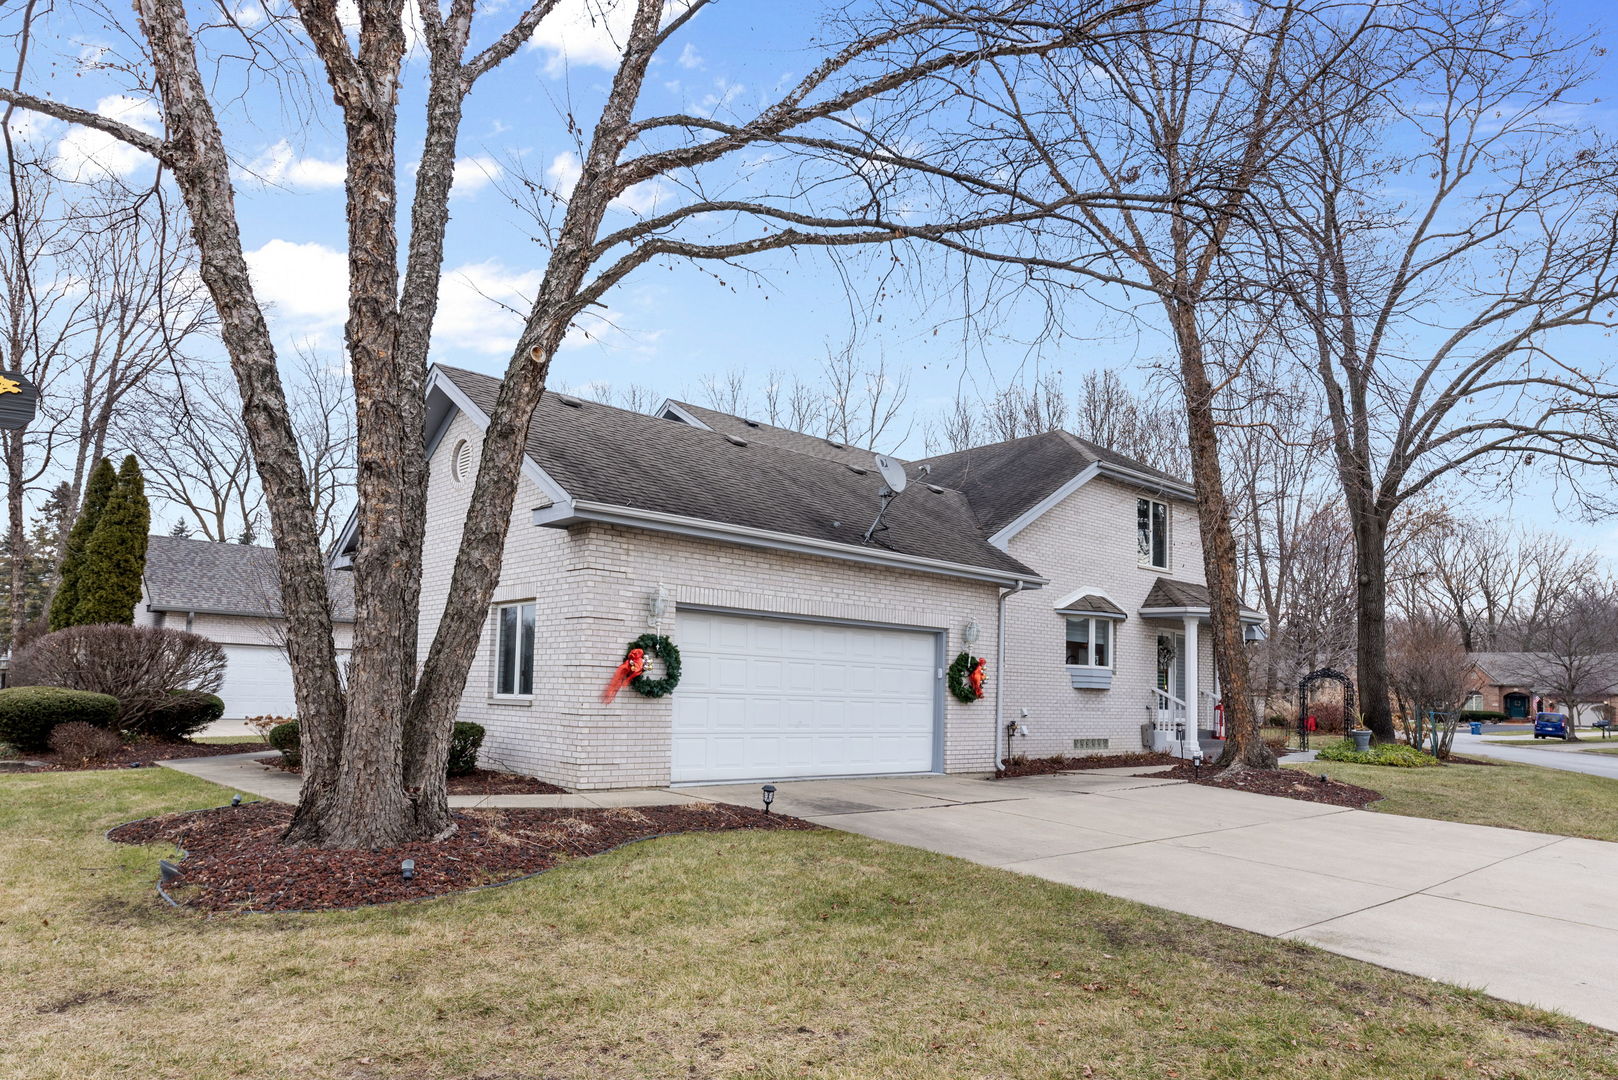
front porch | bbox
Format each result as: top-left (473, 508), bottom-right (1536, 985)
top-left (1140, 577), bottom-right (1266, 759)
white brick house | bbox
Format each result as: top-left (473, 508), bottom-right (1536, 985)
top-left (357, 365), bottom-right (1261, 790)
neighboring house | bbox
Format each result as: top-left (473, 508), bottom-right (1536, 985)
top-left (345, 365), bottom-right (1262, 790)
top-left (1464, 652), bottom-right (1618, 724)
top-left (135, 535), bottom-right (355, 718)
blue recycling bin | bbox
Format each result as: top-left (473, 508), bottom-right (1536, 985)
top-left (1469, 721), bottom-right (1482, 735)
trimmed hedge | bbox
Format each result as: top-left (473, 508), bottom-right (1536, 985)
top-left (1459, 710), bottom-right (1509, 722)
top-left (449, 721), bottom-right (486, 776)
top-left (268, 720), bottom-right (301, 768)
top-left (1317, 738), bottom-right (1440, 768)
top-left (263, 719), bottom-right (485, 776)
top-left (141, 691), bottom-right (225, 742)
top-left (0, 686), bottom-right (120, 752)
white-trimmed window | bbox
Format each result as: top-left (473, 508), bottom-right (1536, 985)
top-left (1137, 497), bottom-right (1169, 569)
top-left (494, 602), bottom-right (536, 697)
top-left (1064, 616), bottom-right (1112, 668)
top-left (1463, 691), bottom-right (1484, 712)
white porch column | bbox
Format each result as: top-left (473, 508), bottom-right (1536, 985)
top-left (1182, 615), bottom-right (1201, 759)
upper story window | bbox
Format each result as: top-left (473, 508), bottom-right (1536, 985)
top-left (494, 601), bottom-right (536, 697)
top-left (1137, 497), bottom-right (1169, 569)
top-left (1064, 616), bottom-right (1112, 668)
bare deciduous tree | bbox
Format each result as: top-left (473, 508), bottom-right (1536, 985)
top-left (1268, 1), bottom-right (1618, 741)
top-left (1387, 617), bottom-right (1468, 759)
top-left (1504, 588), bottom-right (1618, 739)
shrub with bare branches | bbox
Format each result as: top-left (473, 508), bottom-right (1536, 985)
top-left (48, 721), bottom-right (125, 767)
top-left (12, 625), bottom-right (227, 734)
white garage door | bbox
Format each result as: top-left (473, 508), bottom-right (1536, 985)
top-left (217, 644), bottom-right (348, 718)
top-left (672, 611), bottom-right (939, 783)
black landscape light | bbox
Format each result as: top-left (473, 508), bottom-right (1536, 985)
top-left (231, 794), bottom-right (243, 807)
top-left (401, 859), bottom-right (415, 881)
top-left (158, 859), bottom-right (183, 886)
top-left (1192, 750), bottom-right (1204, 779)
top-left (761, 784), bottom-right (777, 814)
top-left (1318, 774), bottom-right (1329, 784)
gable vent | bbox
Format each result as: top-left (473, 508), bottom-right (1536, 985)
top-left (452, 439), bottom-right (473, 483)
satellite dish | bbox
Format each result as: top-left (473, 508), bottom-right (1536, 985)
top-left (873, 454), bottom-right (907, 493)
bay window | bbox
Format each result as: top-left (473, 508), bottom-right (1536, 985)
top-left (1064, 616), bottom-right (1112, 668)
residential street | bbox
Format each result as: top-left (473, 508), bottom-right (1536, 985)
top-left (688, 769), bottom-right (1618, 1033)
top-left (1453, 732), bottom-right (1618, 781)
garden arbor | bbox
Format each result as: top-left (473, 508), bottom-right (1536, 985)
top-left (1297, 668), bottom-right (1355, 749)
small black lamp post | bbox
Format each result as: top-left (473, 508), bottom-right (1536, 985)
top-left (1192, 750), bottom-right (1204, 780)
top-left (761, 784), bottom-right (777, 814)
top-left (231, 793), bottom-right (243, 807)
top-left (400, 859), bottom-right (416, 881)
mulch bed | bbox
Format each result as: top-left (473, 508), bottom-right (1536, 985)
top-left (1158, 762), bottom-right (1382, 809)
top-left (10, 739), bottom-right (256, 772)
top-left (995, 751), bottom-right (1181, 778)
top-left (256, 756), bottom-right (567, 795)
top-left (109, 800), bottom-right (818, 912)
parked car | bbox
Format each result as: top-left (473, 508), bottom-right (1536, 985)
top-left (1533, 712), bottom-right (1571, 740)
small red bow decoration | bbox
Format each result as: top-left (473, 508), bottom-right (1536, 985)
top-left (603, 647), bottom-right (647, 703)
top-left (968, 657), bottom-right (987, 699)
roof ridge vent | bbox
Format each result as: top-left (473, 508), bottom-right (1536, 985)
top-left (926, 483), bottom-right (945, 494)
top-left (845, 463), bottom-right (868, 475)
top-left (743, 419), bottom-right (760, 428)
top-left (825, 439), bottom-right (845, 449)
top-left (723, 434), bottom-right (748, 447)
top-left (555, 394), bottom-right (585, 408)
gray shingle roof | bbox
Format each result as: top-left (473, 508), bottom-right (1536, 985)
top-left (439, 367), bottom-right (1037, 580)
top-left (914, 429), bottom-right (1190, 534)
top-left (1142, 577), bottom-right (1263, 621)
top-left (1056, 593), bottom-right (1126, 617)
top-left (143, 535), bottom-right (356, 621)
top-left (662, 400), bottom-right (894, 469)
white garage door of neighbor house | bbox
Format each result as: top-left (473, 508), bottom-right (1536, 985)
top-left (217, 644), bottom-right (350, 718)
top-left (671, 611), bottom-right (939, 783)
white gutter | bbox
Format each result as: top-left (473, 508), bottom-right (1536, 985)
top-left (536, 499), bottom-right (1048, 590)
top-left (994, 579), bottom-right (1036, 768)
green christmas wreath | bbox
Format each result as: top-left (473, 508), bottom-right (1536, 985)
top-left (627, 633), bottom-right (682, 698)
top-left (948, 651), bottom-right (986, 703)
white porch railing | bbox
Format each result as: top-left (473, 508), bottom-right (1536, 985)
top-left (1151, 687), bottom-right (1188, 753)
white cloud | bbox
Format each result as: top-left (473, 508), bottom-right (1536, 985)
top-left (246, 239), bottom-right (350, 325)
top-left (528, 0), bottom-right (694, 76)
top-left (452, 155), bottom-right (503, 198)
top-left (677, 42), bottom-right (703, 69)
top-left (246, 140), bottom-right (346, 190)
top-left (436, 259), bottom-right (543, 354)
top-left (53, 95), bottom-right (160, 180)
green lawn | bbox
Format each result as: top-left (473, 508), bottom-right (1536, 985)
top-left (1299, 758), bottom-right (1618, 842)
top-left (192, 734), bottom-right (265, 745)
top-left (3, 769), bottom-right (1617, 1079)
top-left (1483, 738), bottom-right (1618, 756)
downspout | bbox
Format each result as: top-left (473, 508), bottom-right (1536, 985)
top-left (994, 579), bottom-right (1035, 768)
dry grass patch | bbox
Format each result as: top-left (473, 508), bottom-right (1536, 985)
top-left (1299, 758), bottom-right (1618, 843)
top-left (2, 768), bottom-right (1617, 1079)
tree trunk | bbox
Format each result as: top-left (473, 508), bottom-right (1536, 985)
top-left (6, 428), bottom-right (24, 648)
top-left (1351, 506), bottom-right (1396, 743)
top-left (1169, 303), bottom-right (1275, 770)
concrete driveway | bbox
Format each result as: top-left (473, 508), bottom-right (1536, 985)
top-left (684, 770), bottom-right (1618, 1032)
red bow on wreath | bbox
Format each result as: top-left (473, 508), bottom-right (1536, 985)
top-left (968, 657), bottom-right (986, 699)
top-left (602, 647), bottom-right (647, 703)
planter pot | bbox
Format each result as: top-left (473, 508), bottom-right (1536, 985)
top-left (1351, 729), bottom-right (1373, 752)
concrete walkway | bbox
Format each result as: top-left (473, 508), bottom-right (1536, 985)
top-left (684, 772), bottom-right (1618, 1032)
top-left (159, 752), bottom-right (702, 809)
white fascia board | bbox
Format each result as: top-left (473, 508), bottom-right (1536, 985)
top-left (427, 367), bottom-right (573, 508)
top-left (653, 400), bottom-right (711, 430)
top-left (1140, 604), bottom-right (1267, 624)
top-left (1095, 461), bottom-right (1196, 502)
top-left (987, 462), bottom-right (1100, 551)
top-left (534, 499), bottom-right (1046, 589)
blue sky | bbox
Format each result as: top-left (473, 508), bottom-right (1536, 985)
top-left (18, 0), bottom-right (1618, 558)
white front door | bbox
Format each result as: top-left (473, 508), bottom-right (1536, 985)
top-left (671, 610), bottom-right (939, 783)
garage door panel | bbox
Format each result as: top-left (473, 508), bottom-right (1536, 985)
top-left (671, 611), bottom-right (938, 782)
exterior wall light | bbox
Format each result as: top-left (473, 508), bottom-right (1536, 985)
top-left (761, 784), bottom-right (777, 814)
top-left (648, 586), bottom-right (669, 629)
top-left (963, 619), bottom-right (981, 646)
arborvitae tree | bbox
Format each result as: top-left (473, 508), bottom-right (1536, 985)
top-left (74, 455), bottom-right (151, 625)
top-left (169, 519), bottom-right (191, 538)
top-left (1, 484), bottom-right (77, 648)
top-left (47, 460), bottom-right (116, 631)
